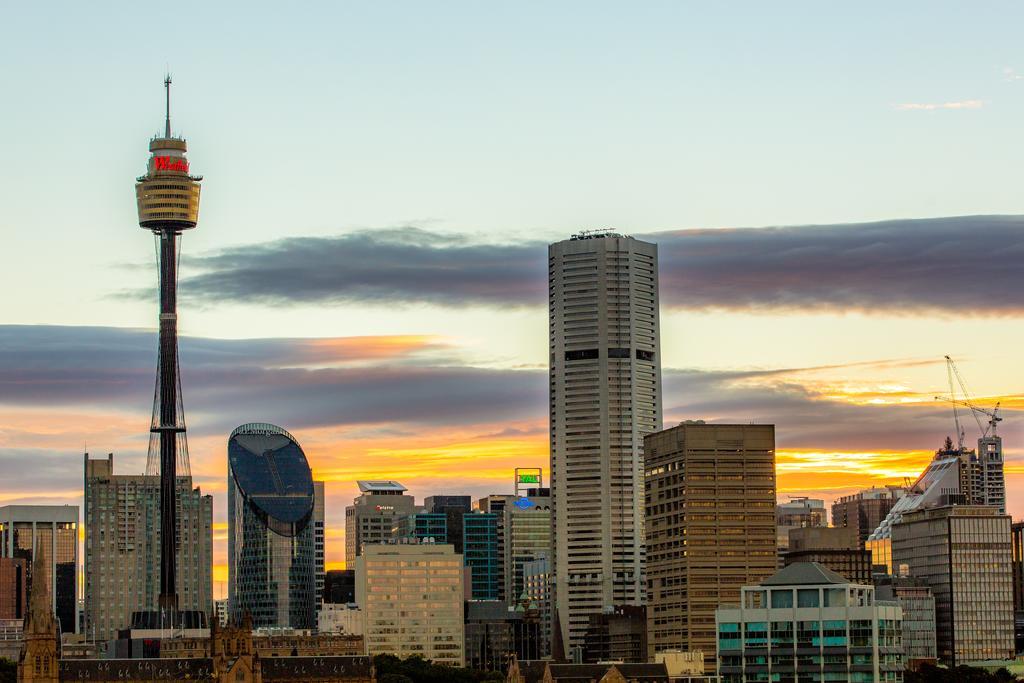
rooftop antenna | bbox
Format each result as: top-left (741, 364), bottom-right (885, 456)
top-left (164, 73), bottom-right (172, 138)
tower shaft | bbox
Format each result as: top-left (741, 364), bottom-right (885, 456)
top-left (155, 230), bottom-right (183, 611)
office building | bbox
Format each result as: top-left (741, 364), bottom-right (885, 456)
top-left (875, 577), bottom-right (937, 669)
top-left (643, 421), bottom-right (778, 667)
top-left (324, 569), bottom-right (356, 605)
top-left (397, 507), bottom-right (500, 601)
top-left (83, 454), bottom-right (212, 641)
top-left (356, 543), bottom-right (465, 666)
top-left (783, 527), bottom-right (872, 584)
top-left (867, 438), bottom-right (1006, 572)
top-left (228, 423), bottom-right (316, 629)
top-left (464, 601), bottom-right (543, 672)
top-left (716, 563), bottom-right (904, 683)
top-left (832, 486), bottom-right (905, 548)
top-left (313, 481), bottom-right (325, 605)
top-left (523, 556), bottom-right (552, 659)
top-left (645, 422), bottom-right (777, 669)
top-left (891, 505), bottom-right (1014, 665)
top-left (345, 481), bottom-right (417, 566)
top-left (0, 507), bottom-right (77, 635)
top-left (582, 605), bottom-right (647, 664)
top-left (0, 558), bottom-right (27, 621)
top-left (213, 599), bottom-right (228, 627)
top-left (775, 497), bottom-right (826, 552)
top-left (549, 231), bottom-right (662, 651)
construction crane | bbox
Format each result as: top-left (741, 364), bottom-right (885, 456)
top-left (934, 355), bottom-right (1002, 450)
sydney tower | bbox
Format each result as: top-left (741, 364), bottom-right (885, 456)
top-left (135, 77), bottom-right (201, 614)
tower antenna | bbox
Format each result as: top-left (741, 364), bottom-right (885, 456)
top-left (164, 74), bottom-right (172, 138)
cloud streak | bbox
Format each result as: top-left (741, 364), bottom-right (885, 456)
top-left (159, 216), bottom-right (1024, 315)
top-left (894, 100), bottom-right (984, 111)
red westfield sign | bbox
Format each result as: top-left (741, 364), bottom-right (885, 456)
top-left (153, 156), bottom-right (189, 173)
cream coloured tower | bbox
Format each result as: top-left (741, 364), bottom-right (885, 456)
top-left (548, 231), bottom-right (661, 652)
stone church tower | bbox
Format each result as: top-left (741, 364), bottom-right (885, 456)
top-left (18, 552), bottom-right (59, 683)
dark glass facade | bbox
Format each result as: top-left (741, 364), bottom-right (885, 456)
top-left (228, 423), bottom-right (316, 629)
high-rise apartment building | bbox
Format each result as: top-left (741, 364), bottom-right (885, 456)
top-left (228, 423), bottom-right (316, 629)
top-left (715, 563), bottom-right (904, 683)
top-left (0, 506), bottom-right (78, 635)
top-left (345, 481), bottom-right (417, 567)
top-left (356, 543), bottom-right (464, 666)
top-left (523, 555), bottom-right (553, 659)
top-left (549, 231), bottom-right (661, 651)
top-left (832, 486), bottom-right (904, 548)
top-left (891, 505), bottom-right (1014, 665)
top-left (83, 454), bottom-right (212, 640)
top-left (314, 481), bottom-right (325, 605)
top-left (645, 422), bottom-right (777, 669)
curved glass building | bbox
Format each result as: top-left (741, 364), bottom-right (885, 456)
top-left (228, 423), bottom-right (316, 629)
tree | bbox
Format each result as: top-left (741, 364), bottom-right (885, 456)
top-left (0, 658), bottom-right (15, 683)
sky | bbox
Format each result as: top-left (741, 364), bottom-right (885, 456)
top-left (1, 2), bottom-right (1024, 595)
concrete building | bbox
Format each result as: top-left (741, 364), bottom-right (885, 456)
top-left (314, 481), bottom-right (325, 606)
top-left (775, 497), bottom-right (826, 552)
top-left (0, 506), bottom-right (78, 636)
top-left (644, 422), bottom-right (777, 670)
top-left (875, 577), bottom-right (938, 669)
top-left (715, 563), bottom-right (904, 683)
top-left (356, 543), bottom-right (464, 666)
top-left (891, 505), bottom-right (1014, 666)
top-left (318, 603), bottom-right (362, 635)
top-left (228, 423), bottom-right (316, 629)
top-left (582, 605), bottom-right (647, 664)
top-left (213, 599), bottom-right (228, 627)
top-left (832, 486), bottom-right (905, 548)
top-left (504, 489), bottom-right (552, 608)
top-left (345, 481), bottom-right (417, 567)
top-left (783, 526), bottom-right (872, 584)
top-left (83, 453), bottom-right (212, 641)
top-left (549, 231), bottom-right (662, 651)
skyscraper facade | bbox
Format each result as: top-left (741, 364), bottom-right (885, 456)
top-left (0, 506), bottom-right (77, 634)
top-left (549, 231), bottom-right (661, 651)
top-left (644, 422), bottom-right (778, 669)
top-left (831, 486), bottom-right (905, 548)
top-left (228, 423), bottom-right (316, 629)
top-left (891, 505), bottom-right (1014, 665)
top-left (83, 454), bottom-right (212, 641)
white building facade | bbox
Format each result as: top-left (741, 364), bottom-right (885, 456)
top-left (548, 232), bottom-right (661, 652)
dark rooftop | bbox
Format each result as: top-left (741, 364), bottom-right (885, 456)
top-left (261, 655), bottom-right (373, 680)
top-left (761, 561), bottom-right (853, 586)
top-left (60, 658), bottom-right (215, 680)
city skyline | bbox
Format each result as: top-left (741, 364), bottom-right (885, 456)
top-left (1, 2), bottom-right (1024, 599)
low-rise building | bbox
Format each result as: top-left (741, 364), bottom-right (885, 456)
top-left (582, 605), bottom-right (646, 664)
top-left (783, 526), bottom-right (872, 584)
top-left (464, 600), bottom-right (542, 672)
top-left (716, 562), bottom-right (904, 683)
top-left (874, 577), bottom-right (937, 669)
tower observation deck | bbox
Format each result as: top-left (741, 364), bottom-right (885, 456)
top-left (135, 76), bottom-right (202, 613)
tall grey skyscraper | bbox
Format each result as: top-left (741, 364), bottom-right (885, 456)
top-left (83, 453), bottom-right (212, 641)
top-left (548, 231), bottom-right (662, 651)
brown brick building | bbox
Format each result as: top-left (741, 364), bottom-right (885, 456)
top-left (644, 422), bottom-right (777, 670)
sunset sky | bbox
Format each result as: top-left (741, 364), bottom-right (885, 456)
top-left (2, 2), bottom-right (1024, 595)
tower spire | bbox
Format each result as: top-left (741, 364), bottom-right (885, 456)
top-left (164, 74), bottom-right (172, 138)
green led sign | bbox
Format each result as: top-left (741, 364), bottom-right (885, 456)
top-left (517, 474), bottom-right (540, 484)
